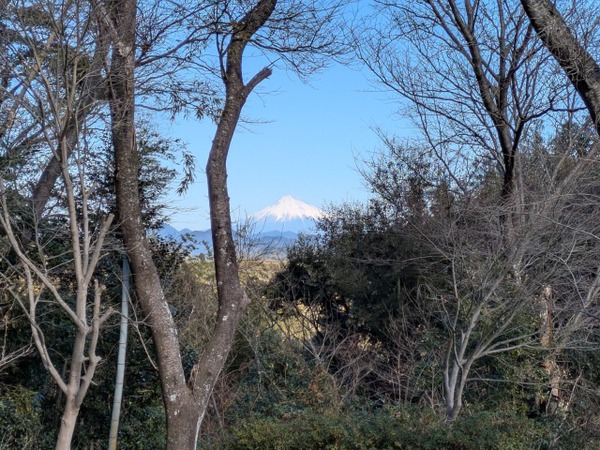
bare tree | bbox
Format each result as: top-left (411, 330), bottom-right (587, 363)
top-left (425, 203), bottom-right (540, 421)
top-left (357, 0), bottom-right (589, 201)
top-left (520, 0), bottom-right (600, 136)
top-left (0, 131), bottom-right (114, 450)
top-left (440, 136), bottom-right (600, 419)
top-left (511, 0), bottom-right (600, 418)
top-left (0, 3), bottom-right (118, 447)
top-left (0, 0), bottom-right (108, 228)
top-left (344, 129), bottom-right (600, 422)
top-left (0, 0), bottom-right (205, 235)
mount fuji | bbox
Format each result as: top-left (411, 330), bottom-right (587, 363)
top-left (159, 196), bottom-right (324, 255)
top-left (253, 195), bottom-right (324, 234)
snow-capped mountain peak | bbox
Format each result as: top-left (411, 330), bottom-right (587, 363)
top-left (254, 195), bottom-right (324, 222)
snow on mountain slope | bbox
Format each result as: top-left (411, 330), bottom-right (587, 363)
top-left (159, 196), bottom-right (323, 255)
top-left (254, 195), bottom-right (324, 222)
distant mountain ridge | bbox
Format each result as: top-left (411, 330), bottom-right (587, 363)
top-left (159, 196), bottom-right (323, 255)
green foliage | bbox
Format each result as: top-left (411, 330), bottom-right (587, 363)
top-left (272, 204), bottom-right (425, 343)
top-left (90, 124), bottom-right (188, 230)
top-left (115, 404), bottom-right (166, 450)
top-left (221, 327), bottom-right (340, 422)
top-left (207, 405), bottom-right (569, 450)
top-left (0, 384), bottom-right (46, 449)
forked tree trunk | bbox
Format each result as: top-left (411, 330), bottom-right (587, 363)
top-left (444, 350), bottom-right (474, 422)
top-left (107, 0), bottom-right (277, 447)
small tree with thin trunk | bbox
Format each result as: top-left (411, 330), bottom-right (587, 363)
top-left (0, 135), bottom-right (114, 449)
top-left (0, 2), bottom-right (118, 446)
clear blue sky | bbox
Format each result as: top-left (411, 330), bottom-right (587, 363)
top-left (160, 62), bottom-right (413, 230)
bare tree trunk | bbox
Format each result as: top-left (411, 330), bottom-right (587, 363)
top-left (107, 0), bottom-right (276, 447)
top-left (444, 359), bottom-right (474, 422)
top-left (520, 0), bottom-right (600, 135)
top-left (106, 0), bottom-right (201, 447)
top-left (56, 402), bottom-right (79, 450)
top-left (108, 0), bottom-right (290, 446)
top-left (190, 0), bottom-right (277, 438)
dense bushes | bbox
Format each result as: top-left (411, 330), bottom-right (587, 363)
top-left (206, 406), bottom-right (577, 450)
top-left (201, 299), bottom-right (597, 449)
top-left (5, 130), bottom-right (600, 447)
top-left (0, 385), bottom-right (46, 449)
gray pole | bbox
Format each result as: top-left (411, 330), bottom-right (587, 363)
top-left (108, 256), bottom-right (130, 450)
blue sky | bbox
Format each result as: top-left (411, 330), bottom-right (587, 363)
top-left (160, 62), bottom-right (413, 230)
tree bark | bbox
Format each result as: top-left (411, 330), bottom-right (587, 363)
top-left (520, 0), bottom-right (600, 136)
top-left (190, 0), bottom-right (277, 437)
top-left (107, 0), bottom-right (201, 447)
top-left (108, 0), bottom-right (276, 447)
top-left (55, 404), bottom-right (79, 450)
